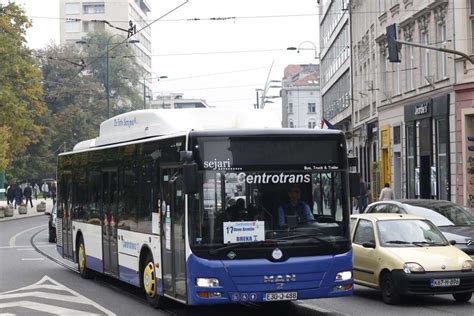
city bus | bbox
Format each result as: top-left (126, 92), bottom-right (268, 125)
top-left (56, 108), bottom-right (353, 306)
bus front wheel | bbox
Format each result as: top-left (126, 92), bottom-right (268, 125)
top-left (77, 236), bottom-right (93, 279)
top-left (142, 253), bottom-right (164, 308)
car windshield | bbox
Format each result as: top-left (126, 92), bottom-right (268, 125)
top-left (377, 219), bottom-right (448, 247)
top-left (408, 206), bottom-right (455, 226)
top-left (430, 205), bottom-right (474, 226)
top-left (190, 170), bottom-right (350, 252)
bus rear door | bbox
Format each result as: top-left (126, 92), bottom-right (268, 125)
top-left (101, 169), bottom-right (119, 276)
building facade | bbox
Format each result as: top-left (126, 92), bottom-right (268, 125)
top-left (319, 0), bottom-right (352, 133)
top-left (351, 0), bottom-right (474, 207)
top-left (59, 0), bottom-right (152, 92)
top-left (281, 65), bottom-right (321, 128)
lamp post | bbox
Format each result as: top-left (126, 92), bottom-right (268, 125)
top-left (142, 73), bottom-right (168, 109)
top-left (287, 41), bottom-right (319, 59)
top-left (77, 35), bottom-right (139, 118)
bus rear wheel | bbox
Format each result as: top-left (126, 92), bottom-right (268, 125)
top-left (142, 253), bottom-right (164, 308)
top-left (77, 236), bottom-right (93, 279)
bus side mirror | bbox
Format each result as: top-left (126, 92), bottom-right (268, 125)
top-left (183, 163), bottom-right (198, 194)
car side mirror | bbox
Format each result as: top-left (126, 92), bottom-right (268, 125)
top-left (183, 163), bottom-right (198, 194)
top-left (362, 241), bottom-right (376, 248)
top-left (449, 240), bottom-right (456, 246)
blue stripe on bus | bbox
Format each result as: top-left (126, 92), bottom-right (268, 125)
top-left (86, 255), bottom-right (103, 273)
top-left (119, 265), bottom-right (139, 287)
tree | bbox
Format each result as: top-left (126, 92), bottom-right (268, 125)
top-left (0, 3), bottom-right (46, 180)
top-left (81, 30), bottom-right (142, 115)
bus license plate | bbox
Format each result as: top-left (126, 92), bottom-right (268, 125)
top-left (264, 292), bottom-right (297, 301)
top-left (430, 278), bottom-right (460, 287)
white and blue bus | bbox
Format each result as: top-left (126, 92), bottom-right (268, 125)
top-left (56, 109), bottom-right (353, 306)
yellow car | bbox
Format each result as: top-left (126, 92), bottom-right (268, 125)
top-left (350, 213), bottom-right (474, 304)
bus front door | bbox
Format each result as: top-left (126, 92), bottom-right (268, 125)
top-left (101, 170), bottom-right (119, 276)
top-left (161, 167), bottom-right (187, 301)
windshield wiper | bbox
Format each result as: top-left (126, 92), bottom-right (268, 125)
top-left (385, 240), bottom-right (414, 245)
top-left (274, 234), bottom-right (337, 246)
top-left (209, 240), bottom-right (280, 255)
top-left (412, 241), bottom-right (446, 246)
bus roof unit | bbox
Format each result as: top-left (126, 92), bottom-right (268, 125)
top-left (73, 109), bottom-right (281, 150)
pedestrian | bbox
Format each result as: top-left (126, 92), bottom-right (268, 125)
top-left (23, 183), bottom-right (33, 208)
top-left (356, 179), bottom-right (368, 213)
top-left (41, 182), bottom-right (49, 200)
top-left (6, 184), bottom-right (15, 206)
top-left (50, 182), bottom-right (57, 204)
top-left (379, 183), bottom-right (395, 201)
top-left (33, 183), bottom-right (40, 200)
top-left (13, 184), bottom-right (23, 209)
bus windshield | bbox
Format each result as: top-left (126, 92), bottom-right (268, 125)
top-left (188, 134), bottom-right (351, 258)
top-left (189, 170), bottom-right (350, 255)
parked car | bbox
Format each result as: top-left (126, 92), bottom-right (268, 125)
top-left (364, 200), bottom-right (474, 258)
top-left (351, 213), bottom-right (474, 304)
top-left (48, 203), bottom-right (57, 243)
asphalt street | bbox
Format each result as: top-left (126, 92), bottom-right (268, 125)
top-left (0, 216), bottom-right (472, 315)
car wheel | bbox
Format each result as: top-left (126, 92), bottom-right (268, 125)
top-left (77, 236), bottom-right (94, 279)
top-left (142, 253), bottom-right (164, 308)
top-left (380, 272), bottom-right (401, 305)
top-left (452, 292), bottom-right (472, 303)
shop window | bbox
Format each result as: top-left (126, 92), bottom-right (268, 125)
top-left (406, 124), bottom-right (416, 198)
top-left (436, 118), bottom-right (449, 200)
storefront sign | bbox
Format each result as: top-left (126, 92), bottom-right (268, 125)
top-left (414, 102), bottom-right (429, 115)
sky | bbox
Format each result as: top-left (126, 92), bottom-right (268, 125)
top-left (16, 0), bottom-right (320, 117)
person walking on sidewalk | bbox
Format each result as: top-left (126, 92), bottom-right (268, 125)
top-left (379, 183), bottom-right (395, 201)
top-left (33, 183), bottom-right (40, 200)
top-left (41, 182), bottom-right (49, 200)
top-left (23, 183), bottom-right (33, 208)
top-left (13, 184), bottom-right (23, 209)
top-left (6, 184), bottom-right (15, 206)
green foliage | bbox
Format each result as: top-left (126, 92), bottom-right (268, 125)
top-left (0, 3), bottom-right (46, 178)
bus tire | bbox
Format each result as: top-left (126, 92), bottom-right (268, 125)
top-left (142, 252), bottom-right (164, 308)
top-left (77, 236), bottom-right (94, 279)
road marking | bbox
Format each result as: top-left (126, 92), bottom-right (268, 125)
top-left (0, 276), bottom-right (115, 315)
top-left (8, 224), bottom-right (47, 247)
top-left (16, 248), bottom-right (35, 251)
top-left (21, 258), bottom-right (45, 261)
top-left (0, 244), bottom-right (55, 249)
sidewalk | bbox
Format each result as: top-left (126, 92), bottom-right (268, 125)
top-left (0, 198), bottom-right (54, 222)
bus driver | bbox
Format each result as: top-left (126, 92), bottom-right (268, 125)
top-left (278, 184), bottom-right (314, 227)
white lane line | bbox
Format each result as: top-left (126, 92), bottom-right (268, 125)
top-left (0, 244), bottom-right (55, 249)
top-left (0, 301), bottom-right (101, 315)
top-left (21, 258), bottom-right (45, 261)
top-left (0, 276), bottom-right (115, 316)
top-left (8, 225), bottom-right (47, 247)
top-left (16, 248), bottom-right (35, 251)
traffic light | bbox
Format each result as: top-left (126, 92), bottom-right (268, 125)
top-left (468, 135), bottom-right (474, 151)
top-left (386, 24), bottom-right (401, 63)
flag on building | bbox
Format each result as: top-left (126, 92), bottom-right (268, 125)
top-left (320, 118), bottom-right (335, 129)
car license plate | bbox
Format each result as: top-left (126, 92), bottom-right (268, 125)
top-left (264, 292), bottom-right (297, 301)
top-left (430, 278), bottom-right (460, 287)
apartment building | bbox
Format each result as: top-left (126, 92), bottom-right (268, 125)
top-left (281, 64), bottom-right (321, 129)
top-left (59, 0), bottom-right (152, 93)
top-left (351, 0), bottom-right (474, 207)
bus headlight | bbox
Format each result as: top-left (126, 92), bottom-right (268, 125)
top-left (196, 278), bottom-right (219, 287)
top-left (335, 271), bottom-right (352, 281)
top-left (461, 260), bottom-right (473, 272)
top-left (403, 262), bottom-right (425, 274)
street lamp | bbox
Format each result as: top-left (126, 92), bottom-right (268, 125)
top-left (143, 74), bottom-right (168, 109)
top-left (77, 35), bottom-right (139, 118)
top-left (260, 79), bottom-right (281, 109)
top-left (287, 41), bottom-right (319, 59)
